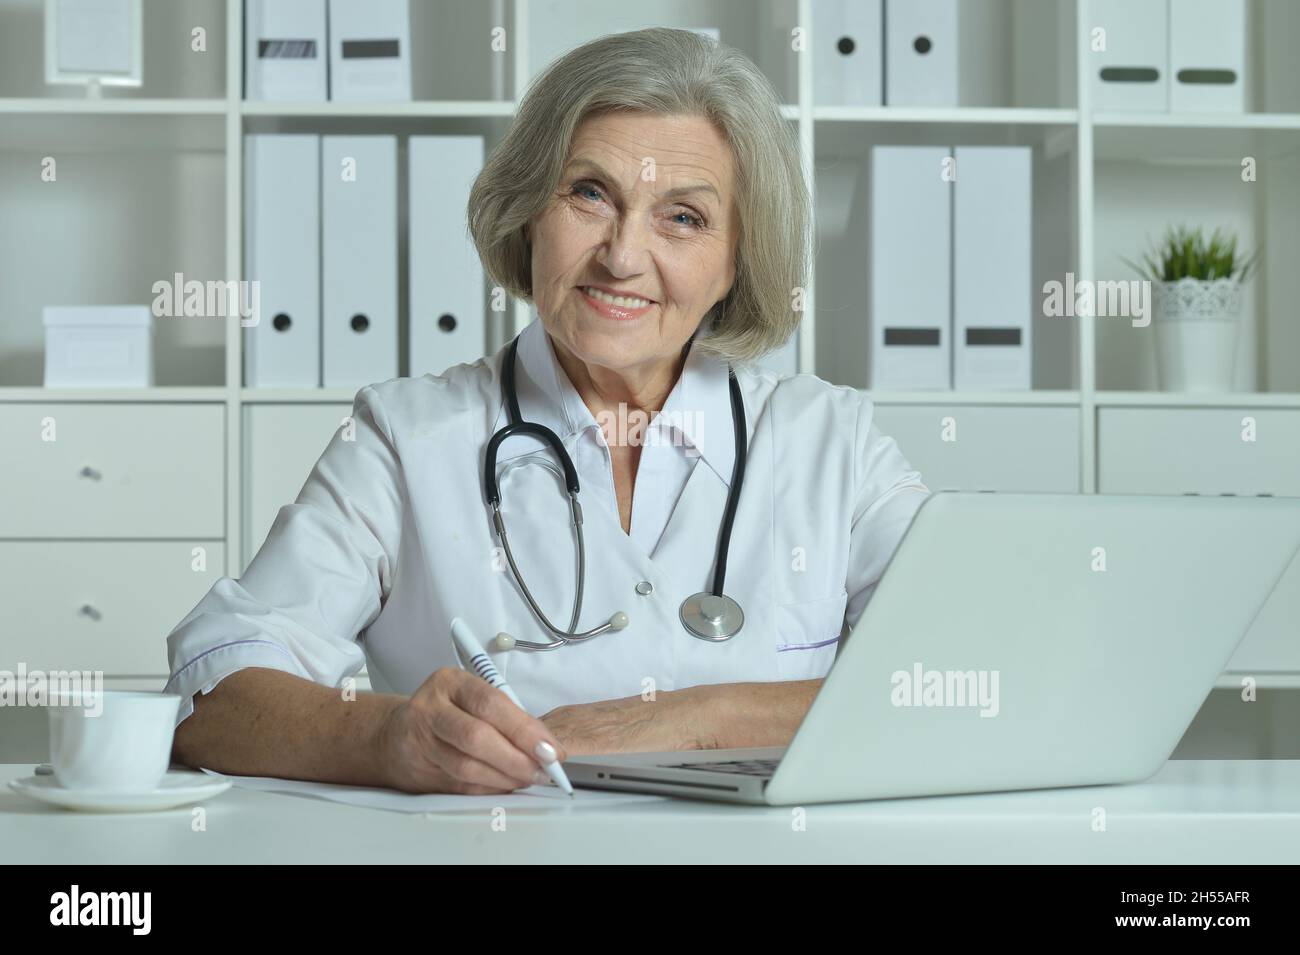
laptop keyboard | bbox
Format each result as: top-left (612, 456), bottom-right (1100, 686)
top-left (662, 758), bottom-right (781, 777)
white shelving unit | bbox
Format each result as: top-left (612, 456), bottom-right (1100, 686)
top-left (2, 0), bottom-right (1297, 714)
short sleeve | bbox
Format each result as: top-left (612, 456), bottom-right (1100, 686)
top-left (164, 384), bottom-right (405, 728)
top-left (843, 395), bottom-right (931, 635)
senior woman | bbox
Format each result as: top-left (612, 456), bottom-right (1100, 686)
top-left (167, 28), bottom-right (930, 795)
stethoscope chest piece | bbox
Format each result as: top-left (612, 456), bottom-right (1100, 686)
top-left (490, 331), bottom-right (749, 649)
top-left (679, 592), bottom-right (744, 642)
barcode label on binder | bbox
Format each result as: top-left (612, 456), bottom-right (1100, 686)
top-left (258, 40), bottom-right (318, 60)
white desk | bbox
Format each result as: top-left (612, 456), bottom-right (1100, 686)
top-left (3, 761), bottom-right (1298, 864)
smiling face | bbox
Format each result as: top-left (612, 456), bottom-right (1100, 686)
top-left (527, 111), bottom-right (739, 400)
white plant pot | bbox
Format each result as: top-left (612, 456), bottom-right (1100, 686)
top-left (1152, 277), bottom-right (1243, 392)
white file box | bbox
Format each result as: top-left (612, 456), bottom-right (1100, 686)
top-left (813, 0), bottom-right (882, 107)
top-left (1169, 0), bottom-right (1248, 112)
top-left (409, 136), bottom-right (487, 378)
top-left (44, 0), bottom-right (141, 87)
top-left (328, 0), bottom-right (411, 102)
top-left (43, 306), bottom-right (153, 387)
top-left (870, 146), bottom-right (952, 391)
top-left (322, 136), bottom-right (398, 389)
top-left (244, 134), bottom-right (321, 388)
top-left (1090, 0), bottom-right (1168, 111)
top-left (953, 147), bottom-right (1032, 391)
top-left (885, 0), bottom-right (956, 105)
top-left (884, 0), bottom-right (1004, 107)
top-left (244, 0), bottom-right (327, 101)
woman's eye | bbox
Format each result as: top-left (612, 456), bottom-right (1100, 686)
top-left (571, 182), bottom-right (703, 229)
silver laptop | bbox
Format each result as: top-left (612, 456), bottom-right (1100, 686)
top-left (565, 492), bottom-right (1300, 805)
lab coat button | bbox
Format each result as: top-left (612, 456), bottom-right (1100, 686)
top-left (635, 581), bottom-right (654, 596)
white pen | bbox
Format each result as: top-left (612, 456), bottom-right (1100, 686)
top-left (448, 617), bottom-right (574, 797)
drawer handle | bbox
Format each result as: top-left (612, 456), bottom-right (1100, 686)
top-left (78, 604), bottom-right (102, 622)
top-left (79, 466), bottom-right (103, 481)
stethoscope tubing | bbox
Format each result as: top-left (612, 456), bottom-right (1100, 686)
top-left (484, 332), bottom-right (746, 649)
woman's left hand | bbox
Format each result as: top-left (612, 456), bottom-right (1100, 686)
top-left (540, 687), bottom-right (719, 756)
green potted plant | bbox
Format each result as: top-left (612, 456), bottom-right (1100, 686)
top-left (1123, 226), bottom-right (1259, 392)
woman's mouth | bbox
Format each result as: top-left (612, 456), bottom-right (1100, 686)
top-left (578, 285), bottom-right (656, 321)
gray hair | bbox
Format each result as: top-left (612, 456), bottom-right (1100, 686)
top-left (466, 27), bottom-right (810, 366)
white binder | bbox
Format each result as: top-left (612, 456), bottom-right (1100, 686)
top-left (244, 0), bottom-right (327, 101)
top-left (321, 136), bottom-right (398, 389)
top-left (883, 0), bottom-right (1004, 107)
top-left (953, 147), bottom-right (1032, 391)
top-left (244, 134), bottom-right (321, 388)
top-left (1090, 0), bottom-right (1168, 111)
top-left (884, 0), bottom-right (956, 106)
top-left (409, 136), bottom-right (487, 378)
top-left (327, 0), bottom-right (411, 102)
top-left (870, 146), bottom-right (951, 391)
top-left (813, 0), bottom-right (882, 107)
top-left (1170, 0), bottom-right (1248, 112)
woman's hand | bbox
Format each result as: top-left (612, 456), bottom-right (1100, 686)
top-left (379, 667), bottom-right (568, 794)
top-left (540, 687), bottom-right (719, 756)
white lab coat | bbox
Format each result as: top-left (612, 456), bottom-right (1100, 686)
top-left (165, 319), bottom-right (930, 726)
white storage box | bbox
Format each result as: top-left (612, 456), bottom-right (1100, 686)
top-left (884, 0), bottom-right (1006, 107)
top-left (814, 0), bottom-right (882, 107)
top-left (327, 0), bottom-right (411, 102)
top-left (953, 146), bottom-right (1033, 391)
top-left (1169, 0), bottom-right (1248, 112)
top-left (1090, 0), bottom-right (1168, 111)
top-left (870, 146), bottom-right (952, 390)
top-left (245, 0), bottom-right (328, 102)
top-left (42, 305), bottom-right (154, 387)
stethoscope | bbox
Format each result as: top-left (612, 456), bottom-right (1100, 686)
top-left (483, 332), bottom-right (748, 651)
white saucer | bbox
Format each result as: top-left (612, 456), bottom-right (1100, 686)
top-left (8, 770), bottom-right (232, 812)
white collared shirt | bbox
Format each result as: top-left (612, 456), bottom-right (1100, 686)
top-left (165, 319), bottom-right (931, 725)
top-left (505, 316), bottom-right (739, 559)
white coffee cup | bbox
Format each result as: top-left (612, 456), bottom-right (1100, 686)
top-left (48, 691), bottom-right (182, 792)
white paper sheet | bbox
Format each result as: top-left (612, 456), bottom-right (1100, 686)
top-left (199, 768), bottom-right (667, 814)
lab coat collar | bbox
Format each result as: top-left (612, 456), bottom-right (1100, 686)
top-left (503, 316), bottom-right (738, 485)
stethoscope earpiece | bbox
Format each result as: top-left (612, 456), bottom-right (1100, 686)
top-left (493, 612), bottom-right (629, 653)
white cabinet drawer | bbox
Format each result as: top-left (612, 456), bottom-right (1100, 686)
top-left (0, 404), bottom-right (224, 537)
top-left (1098, 408), bottom-right (1300, 495)
top-left (868, 405), bottom-right (1080, 492)
top-left (0, 541), bottom-right (225, 675)
top-left (1099, 408), bottom-right (1300, 675)
top-left (243, 404), bottom-right (353, 567)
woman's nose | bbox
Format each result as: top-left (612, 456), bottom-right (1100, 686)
top-left (597, 217), bottom-right (652, 273)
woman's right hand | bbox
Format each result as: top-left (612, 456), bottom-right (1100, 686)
top-left (378, 667), bottom-right (569, 794)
